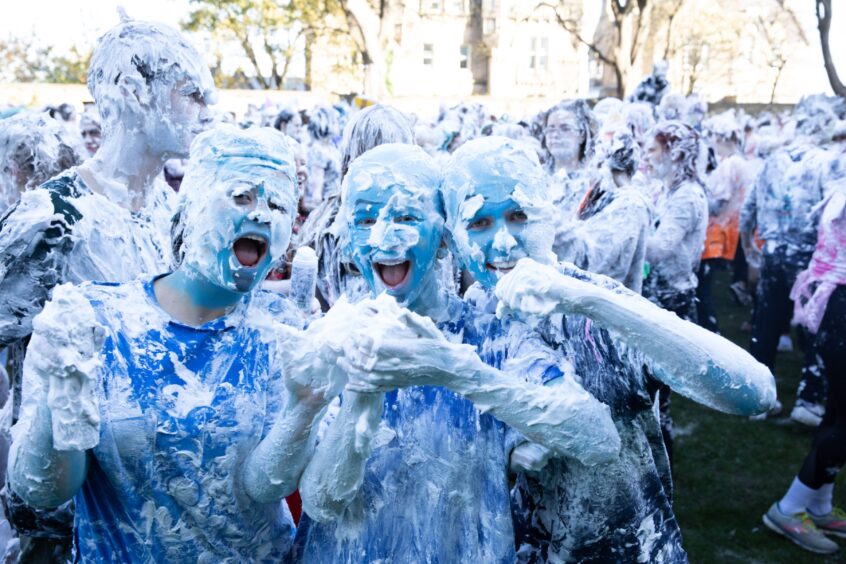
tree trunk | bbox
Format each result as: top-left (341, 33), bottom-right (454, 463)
top-left (816, 0), bottom-right (846, 96)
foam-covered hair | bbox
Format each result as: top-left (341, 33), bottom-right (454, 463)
top-left (442, 136), bottom-right (550, 228)
top-left (0, 111), bottom-right (81, 208)
top-left (341, 143), bottom-right (442, 207)
top-left (307, 105), bottom-right (341, 141)
top-left (604, 130), bottom-right (639, 177)
top-left (87, 19), bottom-right (216, 135)
top-left (703, 111), bottom-right (742, 143)
top-left (340, 105), bottom-right (415, 176)
top-left (172, 124), bottom-right (298, 262)
top-left (648, 120), bottom-right (702, 184)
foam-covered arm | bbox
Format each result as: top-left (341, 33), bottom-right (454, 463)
top-left (346, 333), bottom-right (620, 464)
top-left (446, 348), bottom-right (620, 463)
top-left (242, 390), bottom-right (327, 504)
top-left (9, 402), bottom-right (88, 508)
top-left (496, 259), bottom-right (776, 416)
top-left (7, 284), bottom-right (103, 508)
top-left (580, 285), bottom-right (776, 415)
top-left (299, 391), bottom-right (387, 522)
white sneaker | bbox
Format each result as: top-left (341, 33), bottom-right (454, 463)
top-left (778, 334), bottom-right (794, 352)
top-left (791, 401), bottom-right (824, 427)
top-left (750, 399), bottom-right (783, 421)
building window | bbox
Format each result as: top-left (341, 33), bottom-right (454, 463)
top-left (529, 36), bottom-right (549, 70)
top-left (422, 0), bottom-right (442, 11)
top-left (423, 43), bottom-right (434, 66)
top-left (452, 0), bottom-right (466, 12)
top-left (459, 45), bottom-right (470, 69)
top-left (483, 17), bottom-right (496, 34)
top-left (483, 0), bottom-right (497, 11)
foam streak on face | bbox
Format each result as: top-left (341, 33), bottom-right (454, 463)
top-left (340, 144), bottom-right (444, 309)
top-left (177, 126), bottom-right (297, 297)
top-left (444, 137), bottom-right (557, 290)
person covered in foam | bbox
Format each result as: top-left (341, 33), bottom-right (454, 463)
top-left (291, 143), bottom-right (620, 563)
top-left (0, 16), bottom-right (217, 554)
top-left (539, 99), bottom-right (599, 218)
top-left (7, 125), bottom-right (346, 562)
top-left (441, 136), bottom-right (776, 563)
top-left (554, 129), bottom-right (652, 293)
top-left (0, 110), bottom-right (81, 214)
top-left (296, 104), bottom-right (416, 310)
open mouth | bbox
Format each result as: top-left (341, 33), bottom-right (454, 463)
top-left (375, 259), bottom-right (411, 289)
top-left (486, 260), bottom-right (517, 274)
top-left (233, 235), bottom-right (268, 268)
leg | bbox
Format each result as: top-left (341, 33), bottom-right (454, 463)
top-left (750, 252), bottom-right (792, 371)
top-left (696, 259), bottom-right (720, 333)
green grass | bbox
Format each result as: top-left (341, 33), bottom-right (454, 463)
top-left (673, 267), bottom-right (846, 563)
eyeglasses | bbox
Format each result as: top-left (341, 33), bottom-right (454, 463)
top-left (547, 124), bottom-right (580, 134)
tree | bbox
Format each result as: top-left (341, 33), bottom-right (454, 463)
top-left (816, 0), bottom-right (845, 96)
top-left (537, 0), bottom-right (663, 99)
top-left (183, 0), bottom-right (345, 90)
top-left (335, 0), bottom-right (396, 98)
top-left (0, 37), bottom-right (90, 84)
top-left (751, 0), bottom-right (809, 103)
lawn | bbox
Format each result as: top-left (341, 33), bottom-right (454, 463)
top-left (673, 267), bottom-right (846, 563)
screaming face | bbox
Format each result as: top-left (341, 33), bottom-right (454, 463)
top-left (178, 125), bottom-right (298, 294)
top-left (342, 144), bottom-right (444, 307)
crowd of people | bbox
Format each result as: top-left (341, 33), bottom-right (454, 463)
top-left (0, 15), bottom-right (842, 563)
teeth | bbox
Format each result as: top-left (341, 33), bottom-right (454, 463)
top-left (242, 235), bottom-right (266, 243)
top-left (491, 261), bottom-right (516, 270)
top-left (376, 258), bottom-right (407, 266)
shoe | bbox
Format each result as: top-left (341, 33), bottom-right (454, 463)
top-left (729, 281), bottom-right (753, 307)
top-left (750, 399), bottom-right (783, 421)
top-left (778, 334), bottom-right (794, 352)
top-left (791, 401), bottom-right (824, 427)
top-left (763, 503), bottom-right (840, 554)
top-left (811, 508), bottom-right (846, 539)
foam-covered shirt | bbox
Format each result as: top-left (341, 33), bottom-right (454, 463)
top-left (740, 142), bottom-right (841, 258)
top-left (645, 179), bottom-right (708, 299)
top-left (507, 312), bottom-right (686, 563)
top-left (72, 278), bottom-right (301, 563)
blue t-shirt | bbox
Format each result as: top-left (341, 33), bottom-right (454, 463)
top-left (291, 296), bottom-right (516, 564)
top-left (73, 278), bottom-right (302, 563)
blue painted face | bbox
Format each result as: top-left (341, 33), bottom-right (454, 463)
top-left (182, 165), bottom-right (295, 297)
top-left (462, 189), bottom-right (531, 289)
top-left (346, 179), bottom-right (444, 307)
top-left (442, 136), bottom-right (555, 291)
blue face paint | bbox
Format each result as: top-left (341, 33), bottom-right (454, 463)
top-left (462, 196), bottom-right (530, 288)
top-left (442, 136), bottom-right (556, 290)
top-left (177, 125), bottom-right (298, 302)
top-left (341, 144), bottom-right (444, 309)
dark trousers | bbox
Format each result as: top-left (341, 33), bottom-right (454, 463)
top-left (644, 287), bottom-right (698, 471)
top-left (696, 259), bottom-right (724, 334)
top-left (798, 286), bottom-right (846, 488)
top-left (751, 248), bottom-right (826, 405)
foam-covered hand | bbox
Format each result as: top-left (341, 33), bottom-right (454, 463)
top-left (26, 284), bottom-right (105, 451)
top-left (494, 258), bottom-right (595, 320)
top-left (341, 307), bottom-right (474, 393)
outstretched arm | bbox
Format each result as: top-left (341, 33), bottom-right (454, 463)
top-left (496, 259), bottom-right (777, 416)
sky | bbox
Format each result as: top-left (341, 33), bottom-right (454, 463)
top-left (0, 0), bottom-right (843, 97)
